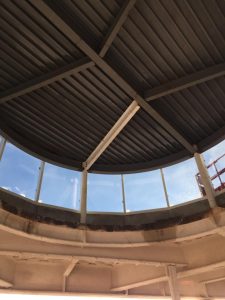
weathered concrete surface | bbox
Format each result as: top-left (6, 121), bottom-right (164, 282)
top-left (0, 188), bottom-right (214, 230)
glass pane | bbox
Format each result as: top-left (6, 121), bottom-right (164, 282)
top-left (40, 163), bottom-right (81, 210)
top-left (216, 155), bottom-right (225, 171)
top-left (203, 140), bottom-right (225, 191)
top-left (0, 143), bottom-right (40, 199)
top-left (124, 170), bottom-right (166, 211)
top-left (163, 158), bottom-right (201, 206)
top-left (87, 174), bottom-right (123, 212)
top-left (203, 140), bottom-right (225, 165)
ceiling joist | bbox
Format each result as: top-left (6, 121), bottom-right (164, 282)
top-left (111, 260), bottom-right (225, 291)
top-left (0, 57), bottom-right (94, 104)
top-left (144, 63), bottom-right (225, 102)
top-left (0, 250), bottom-right (186, 267)
top-left (99, 0), bottom-right (137, 57)
top-left (0, 0), bottom-right (136, 105)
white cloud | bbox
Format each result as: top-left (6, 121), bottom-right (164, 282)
top-left (2, 186), bottom-right (11, 191)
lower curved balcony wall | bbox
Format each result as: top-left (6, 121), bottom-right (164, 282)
top-left (2, 187), bottom-right (225, 230)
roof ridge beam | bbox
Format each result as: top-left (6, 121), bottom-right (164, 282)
top-left (99, 0), bottom-right (137, 58)
top-left (0, 57), bottom-right (94, 104)
top-left (27, 0), bottom-right (196, 154)
top-left (144, 63), bottom-right (225, 102)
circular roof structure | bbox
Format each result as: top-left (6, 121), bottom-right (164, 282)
top-left (1, 0), bottom-right (225, 173)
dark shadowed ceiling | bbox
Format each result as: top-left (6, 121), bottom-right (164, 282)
top-left (0, 0), bottom-right (225, 173)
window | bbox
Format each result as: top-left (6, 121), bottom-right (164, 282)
top-left (163, 158), bottom-right (201, 205)
top-left (87, 174), bottom-right (123, 212)
top-left (203, 140), bottom-right (225, 190)
top-left (39, 163), bottom-right (81, 210)
top-left (124, 170), bottom-right (166, 211)
top-left (0, 143), bottom-right (40, 199)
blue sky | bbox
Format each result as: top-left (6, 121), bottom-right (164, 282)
top-left (0, 137), bottom-right (224, 213)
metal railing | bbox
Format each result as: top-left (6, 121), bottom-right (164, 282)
top-left (196, 153), bottom-right (225, 196)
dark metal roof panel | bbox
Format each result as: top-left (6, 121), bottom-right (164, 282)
top-left (0, 0), bottom-right (84, 91)
top-left (1, 0), bottom-right (225, 173)
top-left (44, 0), bottom-right (124, 50)
top-left (96, 108), bottom-right (184, 166)
top-left (106, 0), bottom-right (225, 91)
top-left (0, 65), bottom-right (134, 168)
top-left (151, 76), bottom-right (225, 145)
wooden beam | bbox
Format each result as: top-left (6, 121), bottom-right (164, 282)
top-left (62, 258), bottom-right (78, 292)
top-left (64, 259), bottom-right (79, 277)
top-left (111, 276), bottom-right (168, 292)
top-left (0, 250), bottom-right (186, 267)
top-left (80, 170), bottom-right (88, 224)
top-left (99, 0), bottom-right (137, 57)
top-left (166, 265), bottom-right (180, 300)
top-left (201, 276), bottom-right (225, 285)
top-left (0, 290), bottom-right (223, 299)
top-left (0, 58), bottom-right (94, 104)
top-left (111, 260), bottom-right (225, 291)
top-left (194, 153), bottom-right (216, 208)
top-left (144, 63), bottom-right (225, 102)
top-left (30, 0), bottom-right (195, 154)
top-left (34, 161), bottom-right (45, 202)
top-left (83, 100), bottom-right (140, 170)
top-left (0, 278), bottom-right (13, 288)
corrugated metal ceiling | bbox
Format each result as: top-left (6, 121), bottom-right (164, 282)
top-left (0, 0), bottom-right (225, 173)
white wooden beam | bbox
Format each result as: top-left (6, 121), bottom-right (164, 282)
top-left (201, 276), bottom-right (225, 285)
top-left (160, 168), bottom-right (170, 207)
top-left (80, 170), bottom-right (88, 224)
top-left (111, 260), bottom-right (225, 291)
top-left (1, 289), bottom-right (224, 299)
top-left (0, 278), bottom-right (13, 288)
top-left (0, 250), bottom-right (185, 267)
top-left (62, 258), bottom-right (79, 292)
top-left (166, 265), bottom-right (180, 300)
top-left (35, 161), bottom-right (45, 202)
top-left (111, 276), bottom-right (168, 291)
top-left (121, 174), bottom-right (127, 213)
top-left (83, 100), bottom-right (140, 171)
top-left (194, 153), bottom-right (216, 208)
